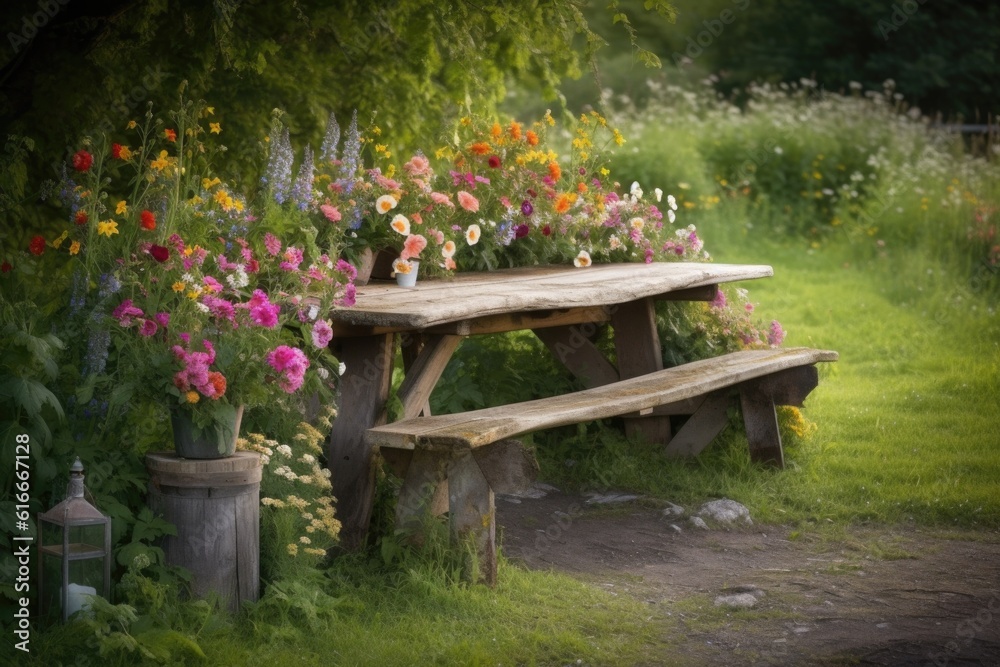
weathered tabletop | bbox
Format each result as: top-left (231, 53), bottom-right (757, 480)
top-left (325, 262), bottom-right (773, 549)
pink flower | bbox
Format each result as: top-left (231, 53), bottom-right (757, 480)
top-left (320, 204), bottom-right (341, 222)
top-left (400, 234), bottom-right (427, 261)
top-left (428, 228), bottom-right (444, 244)
top-left (264, 233), bottom-right (282, 256)
top-left (430, 192), bottom-right (454, 207)
top-left (338, 283), bottom-right (356, 307)
top-left (266, 345), bottom-right (309, 393)
top-left (281, 246), bottom-right (304, 271)
top-left (247, 290), bottom-right (280, 328)
top-left (336, 259), bottom-right (357, 281)
top-left (312, 320), bottom-right (333, 348)
top-left (457, 190), bottom-right (479, 212)
top-left (403, 154), bottom-right (431, 177)
top-left (155, 312), bottom-right (170, 328)
top-left (138, 320), bottom-right (158, 337)
top-left (745, 302), bottom-right (755, 313)
top-left (203, 276), bottom-right (223, 293)
top-left (767, 320), bottom-right (786, 347)
top-left (710, 289), bottom-right (727, 309)
top-left (112, 299), bottom-right (144, 326)
top-left (372, 170), bottom-right (401, 190)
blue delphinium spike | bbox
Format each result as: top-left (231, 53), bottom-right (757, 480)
top-left (291, 144), bottom-right (315, 211)
top-left (339, 110), bottom-right (360, 194)
top-left (320, 112), bottom-right (340, 164)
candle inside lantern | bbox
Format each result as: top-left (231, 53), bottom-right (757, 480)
top-left (65, 583), bottom-right (96, 617)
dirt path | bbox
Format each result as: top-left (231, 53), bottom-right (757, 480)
top-left (496, 490), bottom-right (1000, 666)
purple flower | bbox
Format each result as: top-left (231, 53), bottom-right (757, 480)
top-left (768, 320), bottom-right (785, 347)
top-left (291, 144), bottom-right (315, 211)
top-left (335, 258), bottom-right (357, 281)
top-left (514, 224), bottom-right (530, 238)
top-left (520, 200), bottom-right (533, 217)
top-left (312, 320), bottom-right (333, 348)
top-left (320, 112), bottom-right (340, 163)
top-left (262, 127), bottom-right (294, 204)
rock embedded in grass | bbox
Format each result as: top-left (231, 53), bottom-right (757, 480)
top-left (698, 498), bottom-right (753, 526)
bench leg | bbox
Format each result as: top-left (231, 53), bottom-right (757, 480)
top-left (740, 380), bottom-right (784, 468)
top-left (448, 451), bottom-right (497, 586)
top-left (395, 449), bottom-right (451, 543)
top-left (664, 390), bottom-right (732, 458)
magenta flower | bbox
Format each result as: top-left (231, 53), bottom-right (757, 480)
top-left (335, 259), bottom-right (357, 281)
top-left (112, 299), bottom-right (144, 326)
top-left (339, 283), bottom-right (357, 307)
top-left (155, 312), bottom-right (170, 328)
top-left (138, 320), bottom-right (158, 337)
top-left (266, 345), bottom-right (309, 393)
top-left (767, 320), bottom-right (786, 347)
top-left (710, 289), bottom-right (727, 309)
top-left (280, 246), bottom-right (304, 271)
top-left (520, 200), bottom-right (533, 217)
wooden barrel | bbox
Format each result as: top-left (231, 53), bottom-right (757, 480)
top-left (145, 452), bottom-right (261, 611)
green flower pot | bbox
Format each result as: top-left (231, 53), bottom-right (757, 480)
top-left (170, 404), bottom-right (244, 459)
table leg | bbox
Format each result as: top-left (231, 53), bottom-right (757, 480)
top-left (328, 333), bottom-right (394, 550)
top-left (611, 298), bottom-right (673, 444)
top-left (449, 450), bottom-right (497, 586)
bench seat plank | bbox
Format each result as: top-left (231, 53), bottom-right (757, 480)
top-left (367, 347), bottom-right (838, 451)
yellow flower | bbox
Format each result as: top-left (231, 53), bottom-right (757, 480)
top-left (202, 176), bottom-right (221, 189)
top-left (205, 106), bottom-right (215, 116)
top-left (52, 231), bottom-right (68, 249)
top-left (600, 167), bottom-right (610, 177)
top-left (116, 200), bottom-right (127, 215)
top-left (69, 241), bottom-right (81, 255)
top-left (287, 544), bottom-right (299, 556)
top-left (184, 391), bottom-right (200, 404)
top-left (97, 220), bottom-right (119, 237)
top-left (612, 128), bottom-right (625, 146)
top-left (119, 145), bottom-right (133, 160)
top-left (543, 109), bottom-right (555, 126)
top-left (172, 281), bottom-right (186, 292)
top-left (209, 122), bottom-right (221, 134)
top-left (150, 150), bottom-right (172, 172)
top-left (374, 143), bottom-right (387, 154)
top-left (187, 288), bottom-right (202, 300)
top-left (127, 120), bottom-right (137, 129)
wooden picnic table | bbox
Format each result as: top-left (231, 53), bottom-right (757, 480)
top-left (326, 261), bottom-right (774, 550)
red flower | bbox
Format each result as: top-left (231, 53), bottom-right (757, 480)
top-left (541, 225), bottom-right (552, 237)
top-left (29, 235), bottom-right (46, 255)
top-left (246, 258), bottom-right (260, 273)
top-left (164, 128), bottom-right (177, 142)
top-left (75, 210), bottom-right (88, 226)
top-left (72, 150), bottom-right (93, 173)
top-left (1, 261), bottom-right (12, 273)
top-left (488, 155), bottom-right (501, 169)
top-left (149, 245), bottom-right (169, 262)
top-left (112, 143), bottom-right (123, 159)
top-left (140, 210), bottom-right (156, 231)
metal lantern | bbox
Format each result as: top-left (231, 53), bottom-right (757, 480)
top-left (37, 457), bottom-right (112, 622)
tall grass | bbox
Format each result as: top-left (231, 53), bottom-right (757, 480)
top-left (526, 79), bottom-right (1000, 530)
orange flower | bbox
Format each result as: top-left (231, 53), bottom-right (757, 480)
top-left (509, 121), bottom-right (523, 141)
top-left (468, 142), bottom-right (491, 156)
top-left (164, 128), bottom-right (177, 142)
top-left (577, 182), bottom-right (588, 194)
top-left (554, 193), bottom-right (572, 214)
top-left (548, 161), bottom-right (562, 182)
top-left (526, 130), bottom-right (539, 146)
top-left (208, 372), bottom-right (227, 398)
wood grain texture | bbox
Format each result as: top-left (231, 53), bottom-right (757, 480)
top-left (470, 439), bottom-right (539, 494)
top-left (366, 347), bottom-right (838, 450)
top-left (426, 306), bottom-right (611, 337)
top-left (327, 334), bottom-right (395, 550)
top-left (449, 451), bottom-right (497, 586)
top-left (394, 449), bottom-right (451, 541)
top-left (663, 390), bottom-right (733, 458)
top-left (329, 263), bottom-right (772, 331)
top-left (145, 453), bottom-right (260, 611)
top-left (397, 334), bottom-right (463, 419)
top-left (740, 379), bottom-right (784, 468)
top-left (534, 324), bottom-right (619, 388)
top-left (612, 297), bottom-right (672, 443)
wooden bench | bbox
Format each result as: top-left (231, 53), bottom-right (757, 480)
top-left (366, 346), bottom-right (838, 584)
